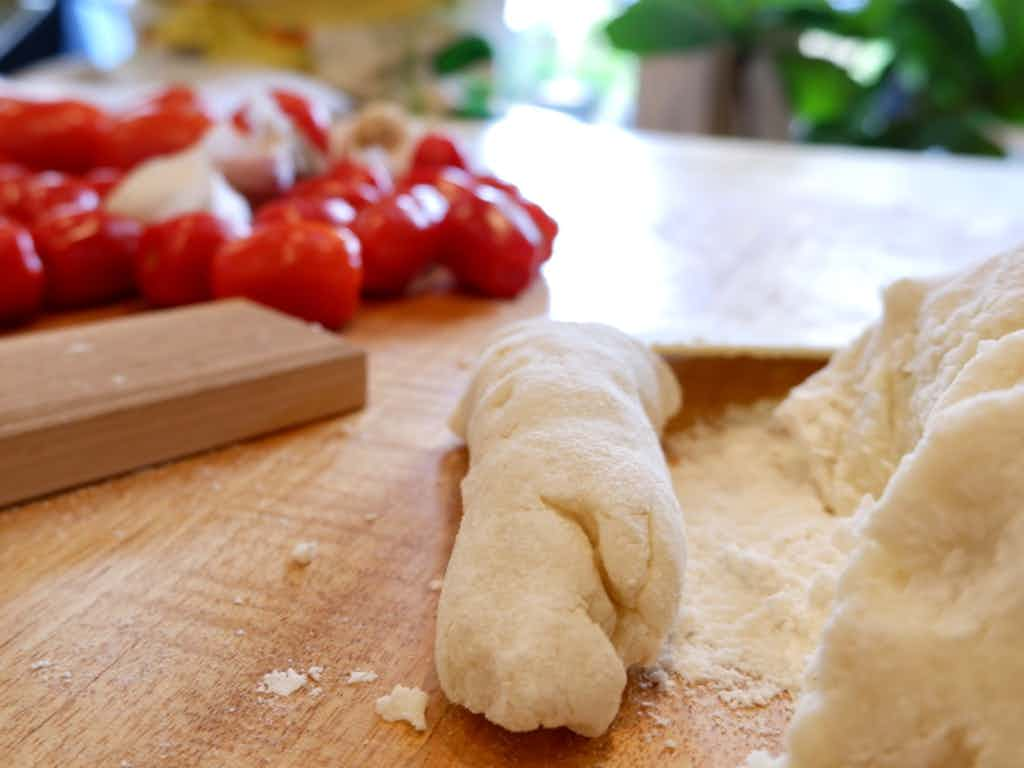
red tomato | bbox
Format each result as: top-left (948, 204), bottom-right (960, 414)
top-left (232, 89), bottom-right (330, 154)
top-left (475, 173), bottom-right (519, 197)
top-left (442, 186), bottom-right (543, 299)
top-left (15, 172), bottom-right (99, 225)
top-left (33, 210), bottom-right (141, 309)
top-left (397, 165), bottom-right (475, 204)
top-left (212, 222), bottom-right (362, 328)
top-left (326, 157), bottom-right (391, 192)
top-left (474, 175), bottom-right (558, 263)
top-left (271, 89), bottom-right (330, 153)
top-left (255, 195), bottom-right (356, 229)
top-left (0, 161), bottom-right (27, 181)
top-left (411, 131), bottom-right (470, 171)
top-left (0, 98), bottom-right (111, 173)
top-left (0, 218), bottom-right (44, 323)
top-left (518, 199), bottom-right (558, 263)
top-left (102, 107), bottom-right (212, 169)
top-left (81, 167), bottom-right (124, 198)
top-left (0, 163), bottom-right (31, 214)
top-left (135, 213), bottom-right (235, 308)
top-left (352, 185), bottom-right (448, 297)
top-left (146, 85), bottom-right (205, 113)
top-left (289, 176), bottom-right (381, 211)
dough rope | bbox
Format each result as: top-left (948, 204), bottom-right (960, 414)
top-left (435, 319), bottom-right (686, 737)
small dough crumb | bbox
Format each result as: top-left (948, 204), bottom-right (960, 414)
top-left (346, 670), bottom-right (378, 684)
top-left (29, 659), bottom-right (52, 670)
top-left (364, 513), bottom-right (379, 522)
top-left (665, 739), bottom-right (678, 751)
top-left (257, 669), bottom-right (307, 696)
top-left (290, 541), bottom-right (317, 566)
top-left (232, 595), bottom-right (245, 605)
top-left (234, 629), bottom-right (246, 637)
top-left (307, 666), bottom-right (324, 683)
top-left (375, 684), bottom-right (428, 731)
top-left (637, 666), bottom-right (674, 691)
top-left (428, 579), bottom-right (443, 591)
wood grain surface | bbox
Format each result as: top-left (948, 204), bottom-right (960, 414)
top-left (0, 301), bottom-right (365, 508)
top-left (0, 289), bottom-right (807, 768)
top-left (1, 118), bottom-right (1020, 768)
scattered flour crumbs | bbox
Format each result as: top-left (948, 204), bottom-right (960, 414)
top-left (666, 401), bottom-right (854, 707)
top-left (375, 685), bottom-right (428, 731)
top-left (257, 668), bottom-right (308, 696)
top-left (290, 541), bottom-right (318, 566)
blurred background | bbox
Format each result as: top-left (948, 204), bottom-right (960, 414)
top-left (1, 0), bottom-right (1022, 158)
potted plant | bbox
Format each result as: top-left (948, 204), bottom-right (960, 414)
top-left (607, 0), bottom-right (1024, 156)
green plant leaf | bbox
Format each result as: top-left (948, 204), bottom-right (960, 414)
top-left (433, 35), bottom-right (493, 75)
top-left (777, 52), bottom-right (863, 123)
top-left (886, 114), bottom-right (1004, 155)
top-left (605, 0), bottom-right (735, 53)
top-left (889, 0), bottom-right (986, 100)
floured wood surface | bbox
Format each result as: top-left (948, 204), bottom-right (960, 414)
top-left (0, 121), bottom-right (1015, 767)
top-left (0, 291), bottom-right (805, 768)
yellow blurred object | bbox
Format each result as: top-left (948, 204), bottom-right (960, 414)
top-left (245, 0), bottom-right (451, 26)
top-left (145, 3), bottom-right (309, 68)
top-left (138, 0), bottom-right (489, 113)
top-left (142, 0), bottom-right (453, 70)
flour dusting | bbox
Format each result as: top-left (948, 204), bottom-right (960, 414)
top-left (667, 401), bottom-right (852, 707)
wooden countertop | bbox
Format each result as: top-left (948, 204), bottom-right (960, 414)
top-left (2, 113), bottom-right (1022, 768)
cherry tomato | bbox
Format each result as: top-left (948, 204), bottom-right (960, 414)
top-left (212, 221), bottom-right (362, 328)
top-left (474, 173), bottom-right (519, 197)
top-left (81, 167), bottom-right (124, 198)
top-left (135, 213), bottom-right (235, 308)
top-left (0, 98), bottom-right (111, 173)
top-left (326, 157), bottom-right (391, 192)
top-left (518, 199), bottom-right (558, 263)
top-left (255, 194), bottom-right (356, 229)
top-left (0, 217), bottom-right (44, 324)
top-left (410, 131), bottom-right (470, 171)
top-left (352, 185), bottom-right (448, 297)
top-left (102, 107), bottom-right (212, 169)
top-left (146, 85), bottom-right (205, 113)
top-left (289, 176), bottom-right (381, 211)
top-left (232, 89), bottom-right (330, 154)
top-left (474, 175), bottom-right (558, 263)
top-left (397, 165), bottom-right (475, 203)
top-left (15, 172), bottom-right (99, 225)
top-left (442, 186), bottom-right (543, 299)
top-left (0, 163), bottom-right (31, 214)
top-left (0, 161), bottom-right (27, 181)
top-left (270, 89), bottom-right (330, 153)
top-left (33, 210), bottom-right (141, 309)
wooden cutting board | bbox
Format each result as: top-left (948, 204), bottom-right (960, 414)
top-left (3, 120), bottom-right (1020, 768)
top-left (0, 300), bottom-right (365, 508)
top-left (0, 289), bottom-right (821, 768)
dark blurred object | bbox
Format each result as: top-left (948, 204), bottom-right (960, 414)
top-left (0, 0), bottom-right (62, 73)
top-left (607, 0), bottom-right (1024, 156)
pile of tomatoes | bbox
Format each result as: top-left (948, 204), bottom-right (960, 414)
top-left (0, 89), bottom-right (557, 329)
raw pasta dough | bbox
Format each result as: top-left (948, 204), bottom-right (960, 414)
top-left (777, 248), bottom-right (1024, 516)
top-left (435, 319), bottom-right (685, 737)
top-left (757, 248), bottom-right (1024, 768)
